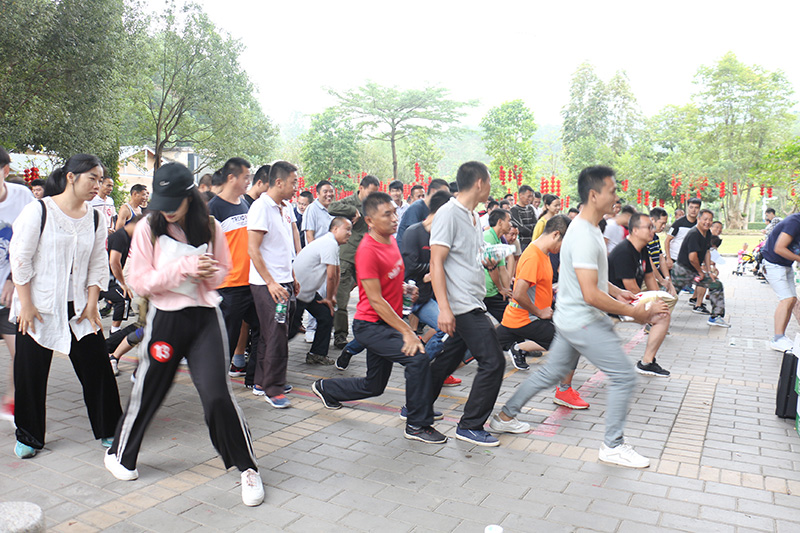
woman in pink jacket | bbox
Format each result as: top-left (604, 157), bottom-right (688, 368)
top-left (103, 163), bottom-right (263, 507)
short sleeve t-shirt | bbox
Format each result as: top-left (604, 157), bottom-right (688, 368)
top-left (483, 227), bottom-right (506, 297)
top-left (354, 233), bottom-right (404, 322)
top-left (603, 218), bottom-right (626, 254)
top-left (90, 194), bottom-right (116, 231)
top-left (667, 216), bottom-right (696, 260)
top-left (301, 199), bottom-right (333, 240)
top-left (762, 214), bottom-right (800, 267)
top-left (430, 198), bottom-right (486, 315)
top-left (0, 183), bottom-right (34, 284)
top-left (247, 195), bottom-right (295, 284)
top-left (207, 195), bottom-right (250, 288)
top-left (293, 232), bottom-right (340, 302)
top-left (646, 236), bottom-right (663, 269)
top-left (501, 244), bottom-right (553, 329)
top-left (107, 228), bottom-right (132, 270)
top-left (554, 216), bottom-right (608, 331)
top-left (608, 239), bottom-right (652, 290)
top-left (677, 227), bottom-right (711, 269)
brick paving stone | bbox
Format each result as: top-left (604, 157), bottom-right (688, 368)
top-left (2, 267), bottom-right (800, 531)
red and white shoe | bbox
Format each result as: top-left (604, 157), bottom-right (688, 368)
top-left (553, 387), bottom-right (589, 409)
top-left (442, 375), bottom-right (461, 387)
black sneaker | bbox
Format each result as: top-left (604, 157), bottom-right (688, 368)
top-left (228, 363), bottom-right (246, 377)
top-left (333, 337), bottom-right (348, 350)
top-left (306, 353), bottom-right (335, 365)
top-left (311, 379), bottom-right (342, 409)
top-left (692, 304), bottom-right (711, 315)
top-left (335, 348), bottom-right (353, 371)
top-left (636, 359), bottom-right (670, 377)
top-left (509, 345), bottom-right (530, 370)
top-left (404, 425), bottom-right (447, 444)
top-left (688, 297), bottom-right (697, 307)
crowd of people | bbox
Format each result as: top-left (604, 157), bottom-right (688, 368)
top-left (0, 146), bottom-right (797, 507)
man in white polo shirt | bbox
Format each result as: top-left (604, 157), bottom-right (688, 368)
top-left (248, 161), bottom-right (299, 409)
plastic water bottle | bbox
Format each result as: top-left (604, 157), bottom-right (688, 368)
top-left (403, 280), bottom-right (416, 316)
top-left (275, 301), bottom-right (287, 323)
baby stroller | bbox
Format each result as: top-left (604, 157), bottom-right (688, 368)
top-left (735, 246), bottom-right (758, 276)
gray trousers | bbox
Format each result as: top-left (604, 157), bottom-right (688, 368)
top-left (501, 317), bottom-right (636, 447)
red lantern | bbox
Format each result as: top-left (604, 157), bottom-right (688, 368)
top-left (760, 186), bottom-right (765, 196)
top-left (659, 199), bottom-right (665, 207)
top-left (791, 188), bottom-right (796, 197)
top-left (550, 175), bottom-right (556, 192)
top-left (514, 192), bottom-right (518, 204)
top-left (636, 189), bottom-right (642, 203)
top-left (556, 179), bottom-right (561, 196)
top-left (565, 195), bottom-right (570, 209)
top-left (621, 179), bottom-right (629, 192)
top-left (680, 193), bottom-right (686, 204)
top-left (732, 182), bottom-right (738, 195)
top-left (644, 191), bottom-right (650, 205)
top-left (767, 187), bottom-right (773, 198)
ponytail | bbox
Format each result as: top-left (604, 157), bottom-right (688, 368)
top-left (43, 154), bottom-right (103, 197)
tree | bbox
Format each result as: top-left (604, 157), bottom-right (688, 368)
top-left (122, 2), bottom-right (276, 171)
top-left (605, 71), bottom-right (642, 155)
top-left (480, 100), bottom-right (537, 183)
top-left (0, 0), bottom-right (140, 177)
top-left (692, 52), bottom-right (795, 227)
top-left (330, 82), bottom-right (473, 180)
top-left (561, 62), bottom-right (608, 147)
top-left (300, 108), bottom-right (360, 187)
top-left (400, 130), bottom-right (444, 179)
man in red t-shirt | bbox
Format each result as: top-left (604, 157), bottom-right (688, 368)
top-left (492, 215), bottom-right (590, 415)
top-left (312, 192), bottom-right (447, 444)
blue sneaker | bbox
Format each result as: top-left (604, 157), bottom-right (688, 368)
top-left (707, 316), bottom-right (731, 328)
top-left (284, 384), bottom-right (293, 394)
top-left (101, 437), bottom-right (113, 448)
top-left (14, 441), bottom-right (37, 459)
top-left (455, 428), bottom-right (500, 447)
top-left (265, 394), bottom-right (291, 409)
top-left (252, 385), bottom-right (265, 396)
top-left (399, 405), bottom-right (443, 421)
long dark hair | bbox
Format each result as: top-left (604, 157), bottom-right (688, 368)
top-left (149, 188), bottom-right (211, 247)
top-left (44, 154), bottom-right (103, 197)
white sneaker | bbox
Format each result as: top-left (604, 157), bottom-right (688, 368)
top-left (488, 414), bottom-right (531, 434)
top-left (109, 357), bottom-right (119, 376)
top-left (770, 336), bottom-right (794, 353)
top-left (598, 442), bottom-right (650, 468)
top-left (104, 451), bottom-right (138, 480)
top-left (240, 468), bottom-right (264, 506)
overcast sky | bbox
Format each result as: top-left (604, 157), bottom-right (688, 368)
top-left (161, 0), bottom-right (800, 131)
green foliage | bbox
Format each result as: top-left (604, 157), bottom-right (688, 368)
top-left (400, 130), bottom-right (444, 179)
top-left (0, 0), bottom-right (139, 165)
top-left (561, 63), bottom-right (608, 148)
top-left (330, 82), bottom-right (474, 180)
top-left (300, 108), bottom-right (360, 187)
top-left (480, 100), bottom-right (537, 185)
top-left (122, 2), bottom-right (277, 171)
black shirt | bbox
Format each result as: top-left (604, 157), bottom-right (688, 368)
top-left (677, 227), bottom-right (711, 270)
top-left (400, 222), bottom-right (433, 305)
top-left (108, 228), bottom-right (132, 270)
top-left (608, 239), bottom-right (652, 290)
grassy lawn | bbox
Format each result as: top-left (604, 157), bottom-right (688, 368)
top-left (656, 231), bottom-right (763, 256)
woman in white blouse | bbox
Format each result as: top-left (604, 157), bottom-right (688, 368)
top-left (10, 154), bottom-right (122, 459)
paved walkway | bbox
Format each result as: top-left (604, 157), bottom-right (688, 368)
top-left (1, 261), bottom-right (799, 532)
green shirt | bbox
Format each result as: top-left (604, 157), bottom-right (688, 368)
top-left (483, 227), bottom-right (505, 297)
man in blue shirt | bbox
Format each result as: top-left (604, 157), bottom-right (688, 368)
top-left (761, 213), bottom-right (800, 352)
top-left (396, 179), bottom-right (450, 250)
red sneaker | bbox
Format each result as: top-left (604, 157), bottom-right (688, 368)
top-left (442, 375), bottom-right (461, 387)
top-left (0, 399), bottom-right (14, 422)
top-left (553, 387), bottom-right (589, 409)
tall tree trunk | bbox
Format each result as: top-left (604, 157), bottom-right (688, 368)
top-left (390, 128), bottom-right (398, 181)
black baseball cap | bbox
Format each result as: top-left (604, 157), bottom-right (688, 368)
top-left (148, 163), bottom-right (196, 213)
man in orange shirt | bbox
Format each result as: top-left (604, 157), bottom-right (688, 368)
top-left (492, 214), bottom-right (589, 413)
top-left (207, 157), bottom-right (257, 378)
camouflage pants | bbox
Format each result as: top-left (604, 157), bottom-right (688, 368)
top-left (671, 263), bottom-right (726, 317)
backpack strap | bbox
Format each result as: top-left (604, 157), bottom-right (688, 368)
top-left (93, 209), bottom-right (99, 231)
